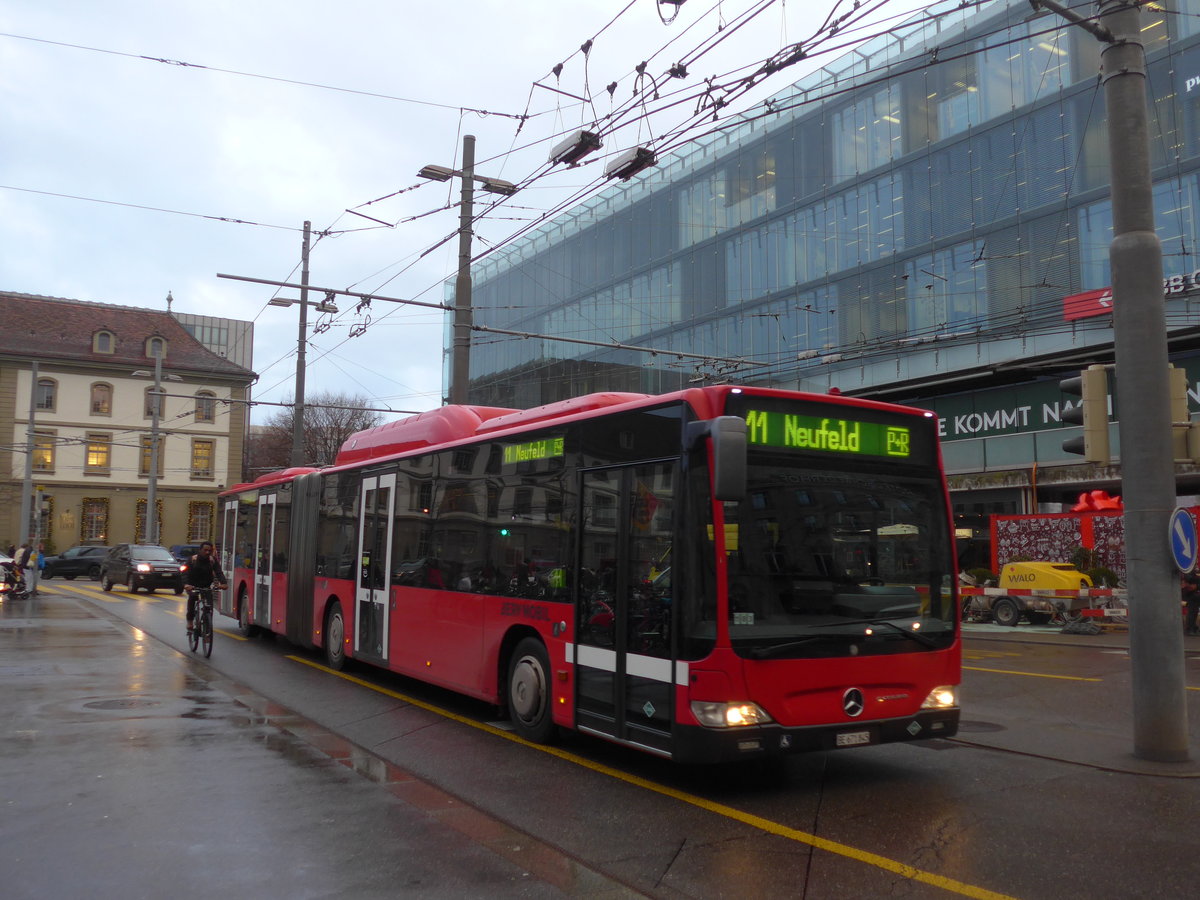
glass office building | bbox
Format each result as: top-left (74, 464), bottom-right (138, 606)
top-left (464, 0), bottom-right (1200, 518)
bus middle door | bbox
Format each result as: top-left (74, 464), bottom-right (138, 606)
top-left (355, 473), bottom-right (396, 665)
top-left (576, 461), bottom-right (676, 757)
top-left (254, 493), bottom-right (276, 628)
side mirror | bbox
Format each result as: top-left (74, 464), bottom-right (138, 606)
top-left (689, 416), bottom-right (746, 501)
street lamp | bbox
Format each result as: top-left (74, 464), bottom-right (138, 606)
top-left (418, 134), bottom-right (517, 406)
top-left (132, 354), bottom-right (182, 544)
top-left (268, 287), bottom-right (339, 467)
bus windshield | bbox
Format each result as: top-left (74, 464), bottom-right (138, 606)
top-left (722, 462), bottom-right (954, 658)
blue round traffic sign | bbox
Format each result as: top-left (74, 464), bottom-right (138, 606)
top-left (1169, 507), bottom-right (1199, 574)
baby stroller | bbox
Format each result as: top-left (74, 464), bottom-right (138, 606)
top-left (1, 560), bottom-right (29, 599)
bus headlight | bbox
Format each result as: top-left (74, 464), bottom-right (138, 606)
top-left (921, 686), bottom-right (958, 709)
top-left (690, 701), bottom-right (773, 728)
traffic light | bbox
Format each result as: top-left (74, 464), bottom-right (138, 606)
top-left (1060, 365), bottom-right (1110, 463)
top-left (1169, 364), bottom-right (1192, 461)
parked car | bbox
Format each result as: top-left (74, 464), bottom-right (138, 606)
top-left (169, 544), bottom-right (205, 565)
top-left (41, 545), bottom-right (111, 581)
top-left (100, 544), bottom-right (185, 594)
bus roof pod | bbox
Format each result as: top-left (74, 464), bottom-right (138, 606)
top-left (335, 405), bottom-right (516, 465)
top-left (474, 392), bottom-right (651, 435)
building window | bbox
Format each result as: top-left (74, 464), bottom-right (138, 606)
top-left (37, 496), bottom-right (54, 542)
top-left (139, 434), bottom-right (165, 477)
top-left (82, 498), bottom-right (109, 543)
top-left (146, 336), bottom-right (166, 359)
top-left (188, 501), bottom-right (214, 542)
top-left (85, 433), bottom-right (112, 473)
top-left (906, 241), bottom-right (988, 333)
top-left (191, 439), bottom-right (215, 479)
top-left (90, 383), bottom-right (113, 416)
top-left (33, 430), bottom-right (55, 472)
top-left (35, 378), bottom-right (57, 412)
top-left (135, 499), bottom-right (163, 544)
top-left (93, 331), bottom-right (115, 353)
top-left (144, 386), bottom-right (166, 419)
top-left (195, 391), bottom-right (216, 423)
top-left (830, 86), bottom-right (903, 183)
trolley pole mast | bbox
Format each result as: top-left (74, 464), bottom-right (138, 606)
top-left (1034, 0), bottom-right (1188, 761)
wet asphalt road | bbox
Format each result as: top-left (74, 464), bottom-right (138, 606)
top-left (6, 582), bottom-right (1200, 899)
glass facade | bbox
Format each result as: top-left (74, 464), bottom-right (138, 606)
top-left (464, 0), bottom-right (1200, 415)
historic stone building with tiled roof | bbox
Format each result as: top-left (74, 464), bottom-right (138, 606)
top-left (0, 291), bottom-right (255, 555)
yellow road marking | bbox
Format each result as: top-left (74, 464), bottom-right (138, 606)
top-left (288, 655), bottom-right (1016, 900)
top-left (964, 665), bottom-right (1100, 682)
top-left (963, 650), bottom-right (1022, 660)
top-left (53, 583), bottom-right (247, 640)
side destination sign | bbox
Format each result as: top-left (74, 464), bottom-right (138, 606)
top-left (745, 409), bottom-right (911, 458)
top-left (503, 436), bottom-right (565, 465)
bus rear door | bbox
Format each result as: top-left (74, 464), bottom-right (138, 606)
top-left (355, 473), bottom-right (395, 665)
top-left (254, 493), bottom-right (276, 629)
top-left (576, 462), bottom-right (676, 757)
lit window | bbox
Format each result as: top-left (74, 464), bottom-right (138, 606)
top-left (85, 433), bottom-right (111, 472)
top-left (91, 383), bottom-right (113, 416)
top-left (191, 439), bottom-right (214, 479)
top-left (33, 431), bottom-right (55, 471)
top-left (139, 434), bottom-right (165, 477)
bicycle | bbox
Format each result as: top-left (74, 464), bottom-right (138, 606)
top-left (187, 586), bottom-right (217, 658)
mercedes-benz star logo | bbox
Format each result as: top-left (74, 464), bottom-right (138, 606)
top-left (843, 688), bottom-right (865, 717)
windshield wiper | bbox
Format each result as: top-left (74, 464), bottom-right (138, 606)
top-left (811, 617), bottom-right (942, 648)
top-left (746, 635), bottom-right (851, 659)
top-left (871, 619), bottom-right (942, 648)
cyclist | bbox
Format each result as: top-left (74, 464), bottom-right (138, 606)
top-left (185, 541), bottom-right (227, 637)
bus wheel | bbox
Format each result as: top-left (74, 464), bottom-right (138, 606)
top-left (507, 638), bottom-right (556, 744)
top-left (993, 598), bottom-right (1021, 627)
top-left (324, 601), bottom-right (346, 671)
top-left (237, 591), bottom-right (256, 638)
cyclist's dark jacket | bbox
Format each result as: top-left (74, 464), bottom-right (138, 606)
top-left (185, 553), bottom-right (226, 588)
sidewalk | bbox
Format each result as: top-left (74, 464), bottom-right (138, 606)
top-left (0, 590), bottom-right (640, 899)
top-left (961, 620), bottom-right (1200, 777)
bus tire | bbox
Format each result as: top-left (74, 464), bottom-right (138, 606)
top-left (507, 637), bottom-right (556, 744)
top-left (324, 601), bottom-right (346, 671)
top-left (237, 589), bottom-right (257, 638)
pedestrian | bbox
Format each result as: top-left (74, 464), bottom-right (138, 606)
top-left (15, 542), bottom-right (31, 575)
top-left (1184, 570), bottom-right (1200, 636)
top-left (29, 541), bottom-right (45, 595)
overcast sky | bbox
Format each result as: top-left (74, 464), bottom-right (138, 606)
top-left (1, 0), bottom-right (932, 425)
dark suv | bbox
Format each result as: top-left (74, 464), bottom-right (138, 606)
top-left (101, 544), bottom-right (185, 594)
top-left (169, 543), bottom-right (205, 565)
top-left (42, 545), bottom-right (110, 581)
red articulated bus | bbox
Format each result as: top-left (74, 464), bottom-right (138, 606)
top-left (217, 385), bottom-right (960, 763)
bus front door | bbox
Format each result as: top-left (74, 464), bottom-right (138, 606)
top-left (576, 462), bottom-right (676, 757)
top-left (218, 498), bottom-right (238, 618)
top-left (254, 493), bottom-right (276, 629)
top-left (355, 473), bottom-right (395, 665)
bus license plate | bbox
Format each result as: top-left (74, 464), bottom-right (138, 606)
top-left (836, 730), bottom-right (872, 747)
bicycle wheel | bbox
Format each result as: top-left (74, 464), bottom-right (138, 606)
top-left (188, 617), bottom-right (200, 652)
top-left (202, 608), bottom-right (213, 658)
